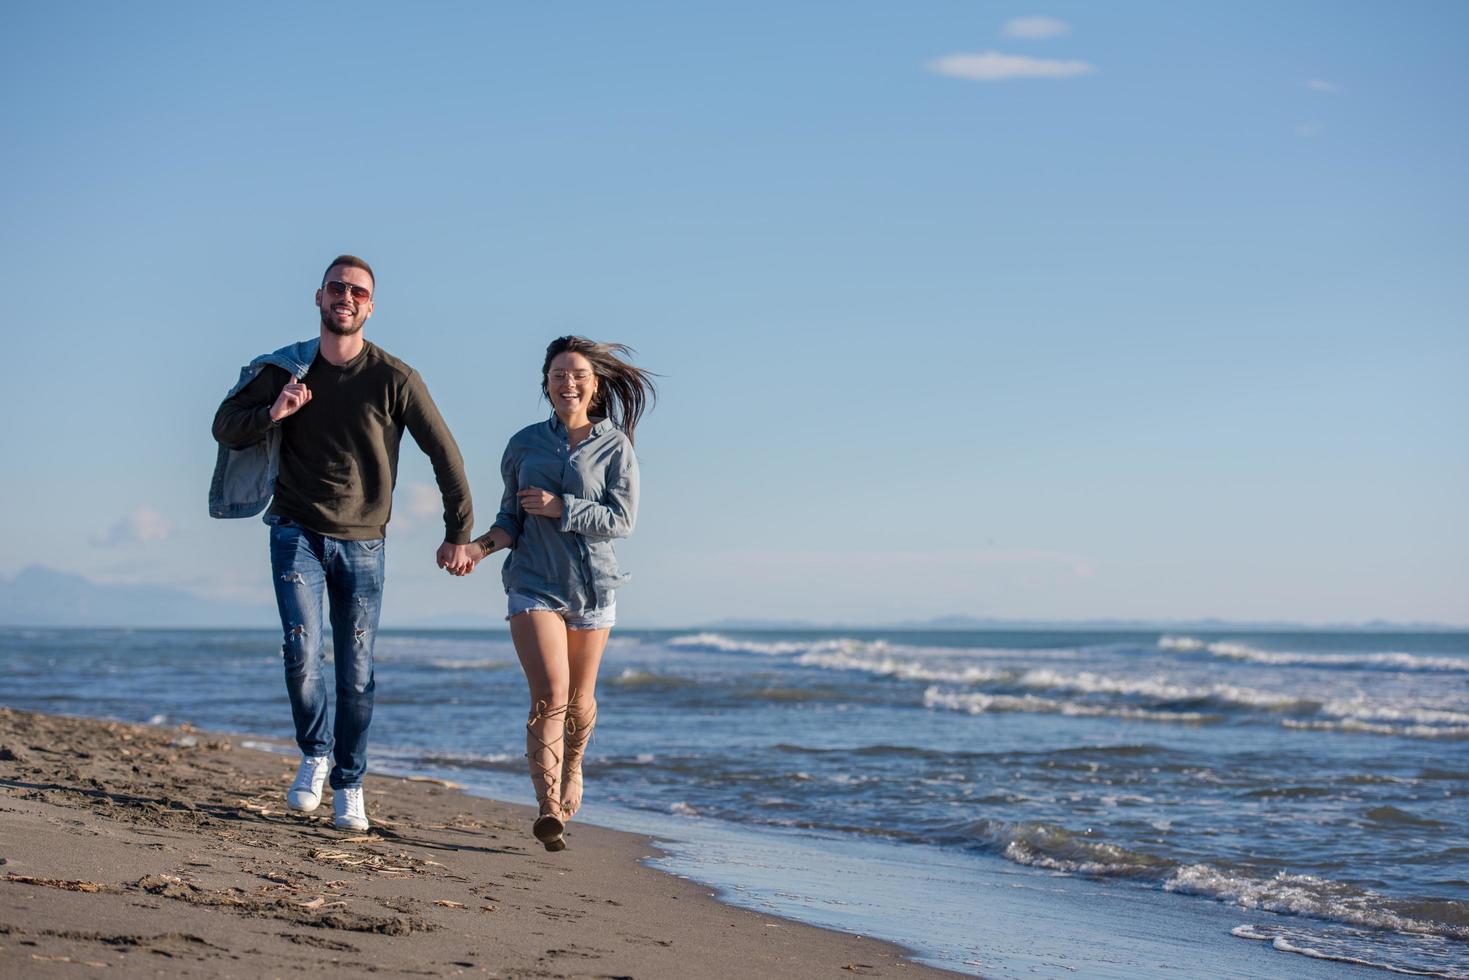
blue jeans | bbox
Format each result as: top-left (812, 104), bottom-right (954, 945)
top-left (268, 519), bottom-right (385, 789)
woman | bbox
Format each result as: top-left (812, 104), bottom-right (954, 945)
top-left (468, 336), bottom-right (654, 851)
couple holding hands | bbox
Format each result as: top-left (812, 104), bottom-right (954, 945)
top-left (210, 255), bottom-right (654, 852)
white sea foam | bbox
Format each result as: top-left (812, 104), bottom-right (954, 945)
top-left (796, 649), bottom-right (1011, 685)
top-left (1161, 635), bottom-right (1468, 672)
top-left (667, 632), bottom-right (1080, 665)
top-left (1001, 840), bottom-right (1139, 876)
top-left (923, 687), bottom-right (1213, 724)
top-left (1012, 668), bottom-right (1305, 711)
top-left (1230, 927), bottom-right (1458, 979)
top-left (426, 658), bottom-right (513, 671)
top-left (667, 632), bottom-right (865, 656)
top-left (1165, 865), bottom-right (1469, 939)
top-left (1281, 719), bottom-right (1469, 740)
top-left (1320, 699), bottom-right (1469, 726)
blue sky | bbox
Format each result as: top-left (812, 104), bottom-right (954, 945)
top-left (2, 2), bottom-right (1464, 626)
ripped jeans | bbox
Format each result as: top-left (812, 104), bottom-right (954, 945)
top-left (268, 518), bottom-right (385, 789)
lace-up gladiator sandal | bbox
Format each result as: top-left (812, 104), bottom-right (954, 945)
top-left (560, 696), bottom-right (598, 821)
top-left (526, 699), bottom-right (569, 851)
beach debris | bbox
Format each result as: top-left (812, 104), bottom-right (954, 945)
top-left (307, 847), bottom-right (430, 875)
top-left (31, 954), bottom-right (108, 968)
top-left (404, 775), bottom-right (464, 789)
top-left (3, 874), bottom-right (119, 893)
top-left (433, 900), bottom-right (468, 909)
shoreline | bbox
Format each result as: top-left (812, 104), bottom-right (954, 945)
top-left (0, 707), bottom-right (962, 978)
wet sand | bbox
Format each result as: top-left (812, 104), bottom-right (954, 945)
top-left (0, 707), bottom-right (961, 979)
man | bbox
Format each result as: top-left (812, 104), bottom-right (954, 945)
top-left (212, 255), bottom-right (475, 831)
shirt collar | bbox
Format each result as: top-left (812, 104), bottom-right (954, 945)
top-left (547, 414), bottom-right (614, 437)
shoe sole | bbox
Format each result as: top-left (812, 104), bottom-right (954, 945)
top-left (333, 819), bottom-right (370, 831)
top-left (287, 798), bottom-right (320, 813)
top-left (533, 815), bottom-right (566, 851)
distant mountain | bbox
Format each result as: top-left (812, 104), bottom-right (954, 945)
top-left (0, 566), bottom-right (274, 628)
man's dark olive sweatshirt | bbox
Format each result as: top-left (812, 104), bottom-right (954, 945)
top-left (212, 341), bottom-right (473, 543)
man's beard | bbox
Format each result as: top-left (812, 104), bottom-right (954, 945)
top-left (321, 307), bottom-right (364, 336)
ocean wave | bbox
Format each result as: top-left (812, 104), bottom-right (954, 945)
top-left (956, 816), bottom-right (1469, 944)
top-left (405, 751), bottom-right (516, 771)
top-left (796, 648), bottom-right (1011, 685)
top-left (1011, 668), bottom-right (1309, 711)
top-left (1281, 719), bottom-right (1469, 741)
top-left (611, 668), bottom-right (697, 690)
top-left (668, 632), bottom-right (1081, 665)
top-left (1160, 635), bottom-right (1469, 672)
top-left (951, 818), bottom-right (1176, 878)
top-left (667, 633), bottom-right (871, 657)
top-left (1231, 925), bottom-right (1465, 979)
top-left (1167, 865), bottom-right (1469, 940)
top-left (1321, 700), bottom-right (1469, 726)
top-left (425, 658), bottom-right (514, 671)
top-left (923, 687), bottom-right (1218, 724)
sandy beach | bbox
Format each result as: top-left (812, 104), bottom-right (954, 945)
top-left (0, 707), bottom-right (961, 979)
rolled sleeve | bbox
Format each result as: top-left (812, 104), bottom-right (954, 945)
top-left (492, 443), bottom-right (523, 544)
top-left (558, 451), bottom-right (637, 540)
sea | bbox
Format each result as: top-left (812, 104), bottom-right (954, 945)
top-left (2, 627), bottom-right (1466, 978)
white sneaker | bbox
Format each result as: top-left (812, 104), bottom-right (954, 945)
top-left (333, 785), bottom-right (369, 831)
top-left (287, 754), bottom-right (331, 812)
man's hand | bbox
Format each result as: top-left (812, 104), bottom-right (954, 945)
top-left (436, 541), bottom-right (475, 576)
top-left (518, 486), bottom-right (564, 519)
top-left (269, 378), bottom-right (312, 422)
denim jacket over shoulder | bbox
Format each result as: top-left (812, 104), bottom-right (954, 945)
top-left (492, 415), bottom-right (639, 608)
top-left (208, 339), bottom-right (319, 519)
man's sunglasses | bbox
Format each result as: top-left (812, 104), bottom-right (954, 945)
top-left (324, 280), bottom-right (372, 302)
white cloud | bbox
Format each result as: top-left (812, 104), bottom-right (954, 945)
top-left (929, 51), bottom-right (1096, 81)
top-left (387, 481), bottom-right (444, 533)
top-left (1305, 79), bottom-right (1341, 94)
top-left (405, 482), bottom-right (442, 520)
top-left (93, 506), bottom-right (174, 547)
top-left (1003, 16), bottom-right (1071, 40)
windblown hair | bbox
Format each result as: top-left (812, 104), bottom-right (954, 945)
top-left (322, 254), bottom-right (375, 289)
top-left (541, 336), bottom-right (657, 444)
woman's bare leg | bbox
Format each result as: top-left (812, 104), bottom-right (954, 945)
top-left (562, 628), bottom-right (610, 820)
top-left (510, 612), bottom-right (571, 846)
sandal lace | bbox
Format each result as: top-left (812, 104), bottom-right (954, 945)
top-left (560, 696), bottom-right (598, 820)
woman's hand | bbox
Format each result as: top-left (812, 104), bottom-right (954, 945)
top-left (518, 486), bottom-right (564, 519)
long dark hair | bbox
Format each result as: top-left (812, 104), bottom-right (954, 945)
top-left (541, 336), bottom-right (657, 444)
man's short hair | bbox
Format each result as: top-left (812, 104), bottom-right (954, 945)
top-left (323, 254), bottom-right (375, 289)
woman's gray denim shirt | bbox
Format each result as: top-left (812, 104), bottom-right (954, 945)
top-left (492, 415), bottom-right (638, 609)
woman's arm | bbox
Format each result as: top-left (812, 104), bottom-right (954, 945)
top-left (469, 525), bottom-right (514, 563)
top-left (559, 446), bottom-right (639, 540)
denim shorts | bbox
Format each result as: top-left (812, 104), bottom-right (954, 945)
top-left (506, 590), bottom-right (616, 631)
